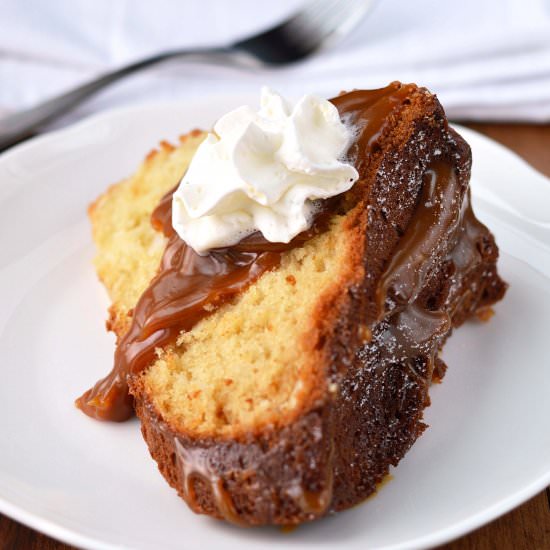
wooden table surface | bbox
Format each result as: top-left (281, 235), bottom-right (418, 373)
top-left (1, 122), bottom-right (549, 549)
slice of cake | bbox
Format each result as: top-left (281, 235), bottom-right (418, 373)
top-left (78, 83), bottom-right (507, 526)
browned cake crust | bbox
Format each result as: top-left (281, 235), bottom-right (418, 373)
top-left (128, 87), bottom-right (507, 525)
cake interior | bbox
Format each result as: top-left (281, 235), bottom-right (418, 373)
top-left (143, 215), bottom-right (350, 436)
top-left (90, 131), bottom-right (354, 437)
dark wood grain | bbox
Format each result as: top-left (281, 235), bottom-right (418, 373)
top-left (466, 123), bottom-right (550, 176)
top-left (0, 513), bottom-right (74, 550)
top-left (1, 123), bottom-right (549, 549)
top-left (438, 490), bottom-right (550, 550)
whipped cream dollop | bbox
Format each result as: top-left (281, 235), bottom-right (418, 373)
top-left (172, 87), bottom-right (359, 254)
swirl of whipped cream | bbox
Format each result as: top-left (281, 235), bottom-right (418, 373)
top-left (172, 87), bottom-right (359, 254)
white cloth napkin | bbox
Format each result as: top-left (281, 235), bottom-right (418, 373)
top-left (1, 0), bottom-right (550, 126)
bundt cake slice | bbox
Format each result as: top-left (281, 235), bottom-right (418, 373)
top-left (80, 83), bottom-right (506, 526)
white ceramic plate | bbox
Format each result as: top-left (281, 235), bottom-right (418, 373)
top-left (0, 97), bottom-right (549, 550)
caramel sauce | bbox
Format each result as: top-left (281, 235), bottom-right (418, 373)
top-left (374, 159), bottom-right (487, 385)
top-left (331, 83), bottom-right (416, 173)
top-left (287, 479), bottom-right (333, 516)
top-left (374, 161), bottom-right (460, 367)
top-left (476, 307), bottom-right (495, 323)
top-left (76, 197), bottom-right (331, 421)
top-left (174, 440), bottom-right (248, 527)
top-left (378, 161), bottom-right (462, 311)
top-left (76, 82), bottom-right (414, 422)
top-left (284, 442), bottom-right (334, 518)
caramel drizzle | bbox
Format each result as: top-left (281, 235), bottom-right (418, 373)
top-left (284, 445), bottom-right (334, 517)
top-left (173, 437), bottom-right (333, 525)
top-left (173, 440), bottom-right (247, 526)
top-left (378, 162), bottom-right (462, 310)
top-left (331, 83), bottom-right (416, 173)
top-left (76, 200), bottom-right (332, 421)
top-left (374, 159), bottom-right (486, 379)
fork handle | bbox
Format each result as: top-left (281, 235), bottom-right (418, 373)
top-left (0, 46), bottom-right (232, 151)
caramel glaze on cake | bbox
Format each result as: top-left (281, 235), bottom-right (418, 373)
top-left (78, 82), bottom-right (507, 525)
top-left (77, 192), bottom-right (336, 421)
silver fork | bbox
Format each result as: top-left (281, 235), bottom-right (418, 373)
top-left (0, 0), bottom-right (374, 151)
